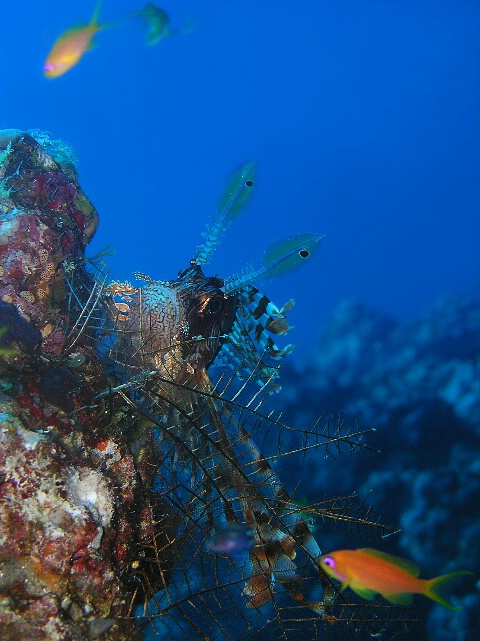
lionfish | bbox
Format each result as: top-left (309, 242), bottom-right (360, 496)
top-left (100, 162), bottom-right (400, 639)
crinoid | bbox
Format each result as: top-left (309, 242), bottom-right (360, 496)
top-left (77, 162), bottom-right (416, 641)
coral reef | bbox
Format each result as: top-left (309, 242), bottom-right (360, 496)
top-left (276, 297), bottom-right (480, 641)
top-left (0, 130), bottom-right (156, 641)
top-left (2, 129), bottom-right (451, 641)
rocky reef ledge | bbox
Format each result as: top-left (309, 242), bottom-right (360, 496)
top-left (277, 296), bottom-right (480, 641)
top-left (0, 131), bottom-right (156, 640)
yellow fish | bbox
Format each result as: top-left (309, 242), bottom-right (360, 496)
top-left (320, 548), bottom-right (473, 609)
top-left (43, 0), bottom-right (106, 78)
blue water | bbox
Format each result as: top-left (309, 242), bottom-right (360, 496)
top-left (1, 0), bottom-right (478, 360)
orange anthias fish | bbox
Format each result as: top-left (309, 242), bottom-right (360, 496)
top-left (43, 0), bottom-right (106, 78)
top-left (320, 548), bottom-right (473, 609)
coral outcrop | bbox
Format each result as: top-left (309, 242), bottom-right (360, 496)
top-left (0, 131), bottom-right (155, 640)
top-left (277, 297), bottom-right (480, 641)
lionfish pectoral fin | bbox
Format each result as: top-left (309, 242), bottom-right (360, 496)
top-left (279, 533), bottom-right (296, 560)
top-left (243, 573), bottom-right (273, 609)
top-left (193, 160), bottom-right (256, 266)
top-left (271, 555), bottom-right (300, 583)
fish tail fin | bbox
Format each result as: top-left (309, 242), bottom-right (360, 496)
top-left (425, 571), bottom-right (474, 610)
top-left (90, 0), bottom-right (121, 32)
top-left (91, 0), bottom-right (103, 25)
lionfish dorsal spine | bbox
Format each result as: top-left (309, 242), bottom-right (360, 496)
top-left (193, 160), bottom-right (256, 266)
top-left (222, 232), bottom-right (323, 294)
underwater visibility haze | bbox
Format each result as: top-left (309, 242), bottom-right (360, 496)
top-left (0, 0), bottom-right (478, 358)
top-left (0, 1), bottom-right (479, 641)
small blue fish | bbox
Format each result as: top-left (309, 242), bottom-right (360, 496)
top-left (205, 523), bottom-right (255, 557)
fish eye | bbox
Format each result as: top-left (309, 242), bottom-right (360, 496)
top-left (198, 295), bottom-right (223, 315)
top-left (322, 556), bottom-right (335, 568)
top-left (245, 179), bottom-right (253, 187)
top-left (299, 249), bottom-right (310, 259)
top-left (205, 299), bottom-right (223, 314)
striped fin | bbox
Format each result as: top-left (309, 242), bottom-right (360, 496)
top-left (236, 425), bottom-right (338, 608)
top-left (214, 320), bottom-right (282, 392)
top-left (224, 418), bottom-right (336, 611)
top-left (193, 160), bottom-right (256, 266)
top-left (229, 287), bottom-right (295, 359)
top-left (237, 287), bottom-right (295, 356)
top-left (213, 285), bottom-right (296, 392)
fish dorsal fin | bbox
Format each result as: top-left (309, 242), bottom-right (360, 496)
top-left (262, 233), bottom-right (323, 279)
top-left (358, 548), bottom-right (420, 577)
top-left (193, 160), bottom-right (256, 266)
top-left (222, 233), bottom-right (323, 294)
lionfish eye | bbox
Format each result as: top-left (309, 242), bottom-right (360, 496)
top-left (203, 297), bottom-right (223, 315)
top-left (197, 294), bottom-right (224, 316)
top-left (323, 556), bottom-right (335, 568)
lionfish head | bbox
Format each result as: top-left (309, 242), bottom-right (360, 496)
top-left (175, 262), bottom-right (236, 370)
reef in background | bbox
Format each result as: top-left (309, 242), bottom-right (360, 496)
top-left (0, 130), bottom-right (159, 641)
top-left (277, 295), bottom-right (480, 641)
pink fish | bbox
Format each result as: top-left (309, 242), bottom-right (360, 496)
top-left (320, 548), bottom-right (473, 609)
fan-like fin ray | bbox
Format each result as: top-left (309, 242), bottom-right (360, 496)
top-left (193, 160), bottom-right (256, 266)
top-left (223, 233), bottom-right (323, 293)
